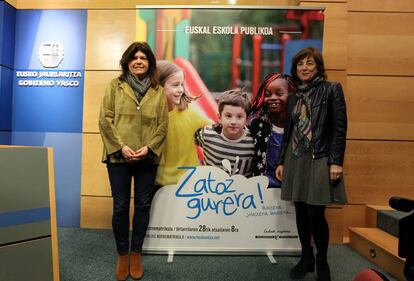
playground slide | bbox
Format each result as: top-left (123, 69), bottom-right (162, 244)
top-left (174, 57), bottom-right (219, 122)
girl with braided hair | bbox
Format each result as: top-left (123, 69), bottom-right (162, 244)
top-left (248, 73), bottom-right (293, 187)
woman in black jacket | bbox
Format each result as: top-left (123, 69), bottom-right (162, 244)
top-left (276, 47), bottom-right (347, 281)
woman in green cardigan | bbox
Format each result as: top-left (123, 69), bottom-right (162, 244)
top-left (99, 42), bottom-right (168, 281)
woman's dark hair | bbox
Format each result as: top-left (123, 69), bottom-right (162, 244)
top-left (290, 46), bottom-right (327, 84)
top-left (119, 42), bottom-right (158, 87)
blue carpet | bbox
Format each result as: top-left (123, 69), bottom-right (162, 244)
top-left (58, 227), bottom-right (396, 281)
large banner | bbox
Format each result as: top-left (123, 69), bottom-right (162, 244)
top-left (139, 7), bottom-right (325, 253)
top-left (146, 166), bottom-right (300, 253)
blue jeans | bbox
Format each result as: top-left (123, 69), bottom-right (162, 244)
top-left (107, 162), bottom-right (157, 255)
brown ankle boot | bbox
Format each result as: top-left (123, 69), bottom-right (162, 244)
top-left (130, 251), bottom-right (144, 280)
top-left (115, 254), bottom-right (129, 281)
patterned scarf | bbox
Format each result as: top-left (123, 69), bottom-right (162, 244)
top-left (292, 76), bottom-right (324, 156)
top-left (125, 73), bottom-right (151, 103)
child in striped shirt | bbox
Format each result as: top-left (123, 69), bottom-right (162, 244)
top-left (196, 89), bottom-right (255, 177)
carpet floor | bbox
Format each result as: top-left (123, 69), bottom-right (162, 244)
top-left (58, 227), bottom-right (396, 281)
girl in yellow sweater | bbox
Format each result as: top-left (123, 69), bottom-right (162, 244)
top-left (155, 60), bottom-right (212, 186)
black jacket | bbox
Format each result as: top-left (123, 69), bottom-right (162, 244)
top-left (277, 80), bottom-right (347, 166)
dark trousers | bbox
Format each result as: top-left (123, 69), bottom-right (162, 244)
top-left (107, 162), bottom-right (157, 255)
top-left (294, 201), bottom-right (329, 257)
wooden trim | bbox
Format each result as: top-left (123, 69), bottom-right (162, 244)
top-left (85, 10), bottom-right (135, 70)
top-left (81, 196), bottom-right (134, 229)
top-left (7, 0), bottom-right (300, 9)
top-left (81, 134), bottom-right (111, 196)
top-left (349, 227), bottom-right (405, 281)
top-left (47, 148), bottom-right (60, 281)
top-left (348, 12), bottom-right (414, 76)
top-left (4, 0), bottom-right (16, 8)
top-left (344, 140), bottom-right (414, 205)
top-left (300, 2), bottom-right (348, 70)
top-left (348, 0), bottom-right (414, 13)
top-left (82, 71), bottom-right (119, 133)
top-left (326, 206), bottom-right (344, 244)
top-left (365, 205), bottom-right (393, 228)
top-left (301, 0), bottom-right (346, 3)
top-left (346, 75), bottom-right (414, 140)
top-left (343, 204), bottom-right (366, 240)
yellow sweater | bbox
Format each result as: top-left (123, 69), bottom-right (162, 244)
top-left (156, 107), bottom-right (212, 186)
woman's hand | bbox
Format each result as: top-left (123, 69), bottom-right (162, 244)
top-left (134, 146), bottom-right (148, 160)
top-left (275, 165), bottom-right (284, 181)
top-left (121, 145), bottom-right (136, 163)
top-left (121, 145), bottom-right (149, 162)
top-left (330, 164), bottom-right (343, 183)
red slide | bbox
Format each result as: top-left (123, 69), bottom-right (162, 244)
top-left (174, 57), bottom-right (219, 122)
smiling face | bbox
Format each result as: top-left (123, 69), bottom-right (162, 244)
top-left (164, 71), bottom-right (185, 110)
top-left (219, 105), bottom-right (247, 140)
top-left (128, 51), bottom-right (149, 79)
top-left (264, 78), bottom-right (289, 115)
top-left (296, 56), bottom-right (318, 84)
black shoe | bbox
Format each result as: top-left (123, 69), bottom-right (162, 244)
top-left (316, 255), bottom-right (331, 281)
top-left (290, 247), bottom-right (315, 279)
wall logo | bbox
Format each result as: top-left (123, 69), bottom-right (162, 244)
top-left (37, 42), bottom-right (64, 68)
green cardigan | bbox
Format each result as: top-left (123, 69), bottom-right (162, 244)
top-left (99, 78), bottom-right (169, 163)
